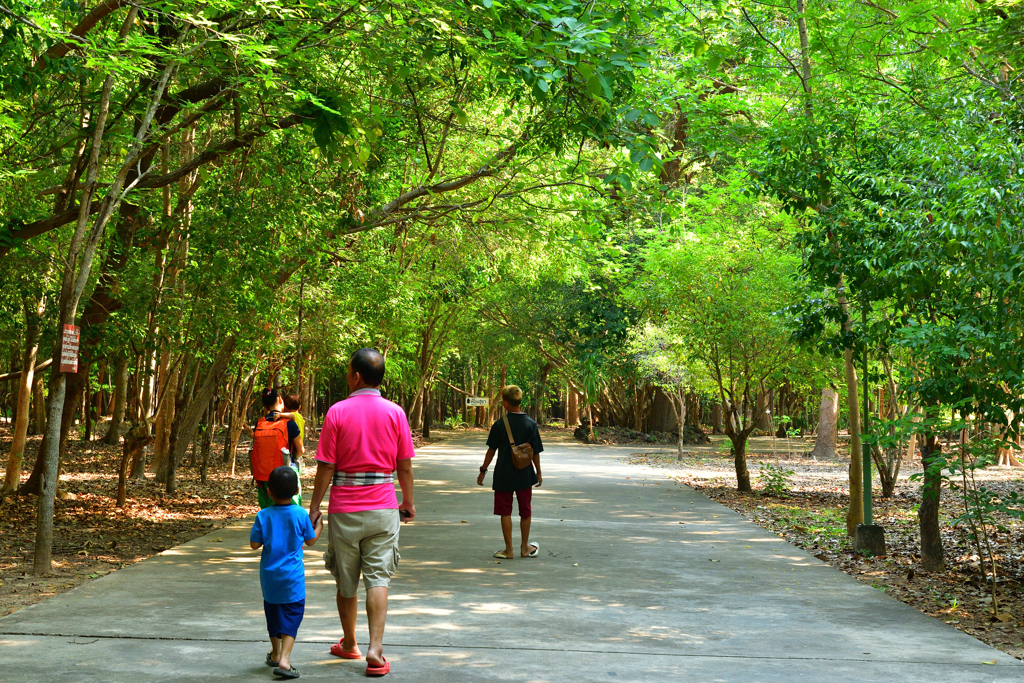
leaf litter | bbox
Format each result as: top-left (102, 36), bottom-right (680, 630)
top-left (0, 430), bottom-right (309, 617)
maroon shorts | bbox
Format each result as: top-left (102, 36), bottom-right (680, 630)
top-left (494, 488), bottom-right (532, 517)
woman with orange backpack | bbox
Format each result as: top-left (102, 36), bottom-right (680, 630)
top-left (251, 388), bottom-right (304, 509)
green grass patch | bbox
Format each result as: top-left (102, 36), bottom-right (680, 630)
top-left (763, 503), bottom-right (849, 546)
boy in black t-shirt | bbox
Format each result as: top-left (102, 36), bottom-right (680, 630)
top-left (476, 385), bottom-right (544, 559)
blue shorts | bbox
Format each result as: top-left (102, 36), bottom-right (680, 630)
top-left (264, 599), bottom-right (305, 639)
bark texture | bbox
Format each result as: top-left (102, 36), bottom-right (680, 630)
top-left (103, 356), bottom-right (128, 444)
top-left (2, 301), bottom-right (41, 493)
top-left (809, 387), bottom-right (838, 460)
top-left (918, 435), bottom-right (944, 571)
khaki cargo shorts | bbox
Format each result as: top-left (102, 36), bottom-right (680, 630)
top-left (323, 508), bottom-right (400, 598)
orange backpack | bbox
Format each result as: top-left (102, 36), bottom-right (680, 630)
top-left (251, 416), bottom-right (289, 482)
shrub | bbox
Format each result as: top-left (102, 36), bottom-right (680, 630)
top-left (758, 462), bottom-right (794, 497)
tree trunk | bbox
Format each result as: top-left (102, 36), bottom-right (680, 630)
top-left (562, 383), bottom-right (569, 428)
top-left (411, 388), bottom-right (423, 430)
top-left (224, 397), bottom-right (236, 466)
top-left (918, 434), bottom-right (944, 571)
top-left (102, 361), bottom-right (113, 416)
top-left (905, 430), bottom-right (918, 463)
top-left (423, 387), bottom-right (432, 439)
top-left (31, 370), bottom-right (46, 436)
top-left (754, 390), bottom-right (770, 431)
top-left (227, 405), bottom-right (246, 478)
top-left (669, 389), bottom-right (687, 461)
top-left (130, 424), bottom-right (149, 479)
top-left (104, 356), bottom-right (128, 444)
top-left (844, 345), bottom-right (864, 535)
top-left (223, 362), bottom-right (255, 477)
top-left (686, 391), bottom-right (700, 428)
top-left (32, 7), bottom-right (150, 573)
top-left (34, 376), bottom-right (68, 573)
top-left (128, 361), bottom-right (148, 480)
top-left (3, 301), bottom-right (42, 494)
top-left (876, 449), bottom-right (899, 498)
top-left (165, 365), bottom-right (189, 494)
top-left (200, 398), bottom-right (216, 485)
top-left (711, 402), bottom-right (722, 434)
top-left (302, 373), bottom-right (315, 428)
top-left (151, 350), bottom-right (174, 481)
top-left (32, 15), bottom-right (165, 564)
top-left (809, 387), bottom-right (838, 460)
top-left (141, 348), bottom-right (156, 419)
top-left (632, 384), bottom-right (642, 432)
top-left (21, 363), bottom-right (84, 495)
top-left (537, 363), bottom-right (552, 423)
top-left (732, 430), bottom-right (752, 493)
top-left (83, 372), bottom-right (93, 442)
top-left (568, 389), bottom-right (579, 426)
top-left (118, 423), bottom-right (153, 508)
top-left (188, 347), bottom-right (239, 468)
top-left (997, 445), bottom-right (1023, 467)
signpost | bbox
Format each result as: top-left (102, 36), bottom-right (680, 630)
top-left (466, 397), bottom-right (489, 407)
top-left (59, 325), bottom-right (80, 373)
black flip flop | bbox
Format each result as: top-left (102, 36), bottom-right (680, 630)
top-left (266, 652), bottom-right (279, 667)
top-left (273, 665), bottom-right (300, 679)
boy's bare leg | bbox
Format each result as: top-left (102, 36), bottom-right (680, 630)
top-left (365, 586), bottom-right (388, 667)
top-left (270, 636), bottom-right (282, 662)
top-left (337, 591), bottom-right (359, 653)
top-left (278, 635), bottom-right (296, 671)
top-left (519, 516), bottom-right (532, 556)
top-left (500, 515), bottom-right (514, 557)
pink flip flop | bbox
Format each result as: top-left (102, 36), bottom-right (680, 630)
top-left (366, 656), bottom-right (390, 677)
top-left (330, 640), bottom-right (363, 659)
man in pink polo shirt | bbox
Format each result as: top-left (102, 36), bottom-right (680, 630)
top-left (308, 348), bottom-right (415, 678)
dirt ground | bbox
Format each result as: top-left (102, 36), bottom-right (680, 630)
top-left (622, 434), bottom-right (1024, 661)
top-left (0, 425), bottom-right (283, 617)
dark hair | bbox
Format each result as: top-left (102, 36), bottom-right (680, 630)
top-left (350, 348), bottom-right (385, 387)
top-left (283, 393), bottom-right (301, 411)
top-left (268, 466), bottom-right (299, 500)
top-left (261, 387), bottom-right (280, 409)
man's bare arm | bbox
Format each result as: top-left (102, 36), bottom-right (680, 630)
top-left (397, 458), bottom-right (416, 521)
top-left (309, 459), bottom-right (335, 523)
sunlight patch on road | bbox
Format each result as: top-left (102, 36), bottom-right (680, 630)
top-left (460, 602), bottom-right (521, 614)
top-left (389, 607), bottom-right (455, 616)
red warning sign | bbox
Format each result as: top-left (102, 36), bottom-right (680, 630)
top-left (60, 324), bottom-right (80, 373)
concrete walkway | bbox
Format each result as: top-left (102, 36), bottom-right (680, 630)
top-left (2, 433), bottom-right (1020, 681)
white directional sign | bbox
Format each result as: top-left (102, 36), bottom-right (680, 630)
top-left (466, 397), bottom-right (489, 407)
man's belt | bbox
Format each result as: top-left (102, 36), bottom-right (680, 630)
top-left (332, 471), bottom-right (394, 487)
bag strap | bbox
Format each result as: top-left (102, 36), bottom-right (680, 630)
top-left (502, 414), bottom-right (516, 445)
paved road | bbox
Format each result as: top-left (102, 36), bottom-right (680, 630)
top-left (2, 432), bottom-right (1020, 681)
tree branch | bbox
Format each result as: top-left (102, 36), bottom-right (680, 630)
top-left (1, 113), bottom-right (306, 257)
top-left (44, 0), bottom-right (129, 60)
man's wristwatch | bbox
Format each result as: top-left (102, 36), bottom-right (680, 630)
top-left (479, 466), bottom-right (488, 473)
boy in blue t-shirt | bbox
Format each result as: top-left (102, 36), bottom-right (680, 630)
top-left (250, 466), bottom-right (322, 679)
